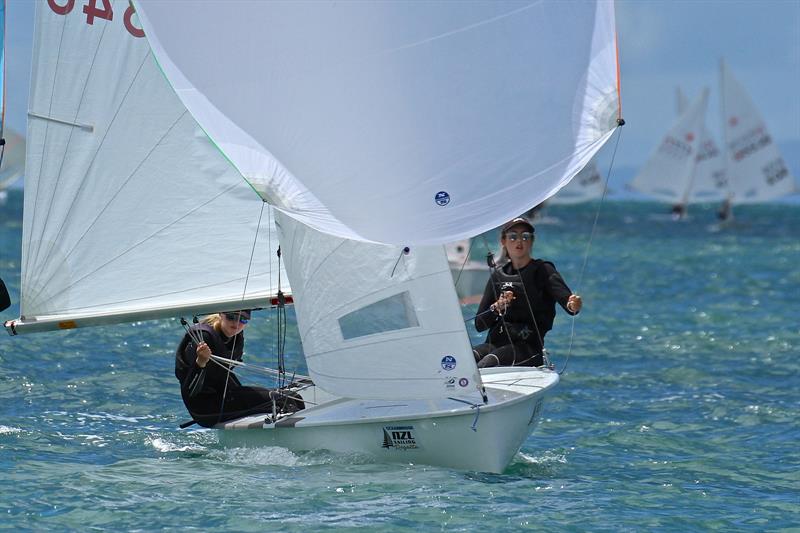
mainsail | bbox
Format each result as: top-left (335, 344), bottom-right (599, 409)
top-left (9, 1), bottom-right (289, 334)
top-left (720, 61), bottom-right (797, 204)
top-left (134, 0), bottom-right (622, 245)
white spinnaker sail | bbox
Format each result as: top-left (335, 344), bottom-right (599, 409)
top-left (134, 0), bottom-right (621, 245)
top-left (12, 1), bottom-right (289, 334)
top-left (629, 90), bottom-right (708, 203)
top-left (0, 128), bottom-right (24, 191)
top-left (275, 211), bottom-right (481, 401)
top-left (549, 161), bottom-right (605, 204)
top-left (720, 62), bottom-right (797, 203)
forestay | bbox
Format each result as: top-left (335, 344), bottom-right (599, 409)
top-left (9, 1), bottom-right (289, 334)
top-left (134, 0), bottom-right (621, 245)
top-left (629, 90), bottom-right (708, 204)
top-left (275, 211), bottom-right (482, 400)
top-left (720, 61), bottom-right (797, 203)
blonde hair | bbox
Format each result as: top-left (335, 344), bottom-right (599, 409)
top-left (199, 313), bottom-right (223, 333)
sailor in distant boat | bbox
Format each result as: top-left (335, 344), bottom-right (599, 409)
top-left (175, 310), bottom-right (304, 427)
top-left (670, 204), bottom-right (687, 220)
top-left (473, 217), bottom-right (581, 368)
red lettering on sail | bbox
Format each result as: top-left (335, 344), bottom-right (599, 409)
top-left (48, 0), bottom-right (75, 15)
top-left (124, 5), bottom-right (145, 38)
top-left (82, 0), bottom-right (113, 25)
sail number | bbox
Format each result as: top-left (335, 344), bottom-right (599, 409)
top-left (47, 0), bottom-right (145, 38)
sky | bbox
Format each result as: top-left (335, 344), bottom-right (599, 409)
top-left (3, 0), bottom-right (800, 178)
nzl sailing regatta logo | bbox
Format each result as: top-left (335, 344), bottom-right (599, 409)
top-left (434, 191), bottom-right (450, 206)
top-left (441, 355), bottom-right (457, 371)
top-left (382, 426), bottom-right (419, 450)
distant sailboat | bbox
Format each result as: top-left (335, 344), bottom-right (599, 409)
top-left (718, 60), bottom-right (798, 220)
top-left (6, 0), bottom-right (622, 472)
top-left (629, 89), bottom-right (718, 218)
top-left (0, 128), bottom-right (25, 201)
top-left (674, 87), bottom-right (727, 209)
top-left (549, 160), bottom-right (606, 205)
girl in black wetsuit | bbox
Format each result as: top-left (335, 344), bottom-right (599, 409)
top-left (473, 217), bottom-right (582, 368)
top-left (175, 310), bottom-right (303, 427)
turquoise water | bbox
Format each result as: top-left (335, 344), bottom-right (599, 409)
top-left (1, 189), bottom-right (798, 531)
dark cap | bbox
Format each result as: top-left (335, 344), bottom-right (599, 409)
top-left (501, 217), bottom-right (535, 236)
top-left (222, 309), bottom-right (251, 319)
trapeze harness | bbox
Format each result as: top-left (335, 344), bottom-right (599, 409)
top-left (175, 323), bottom-right (303, 427)
top-left (473, 259), bottom-right (577, 367)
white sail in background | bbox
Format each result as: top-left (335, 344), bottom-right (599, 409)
top-left (674, 87), bottom-right (726, 203)
top-left (689, 126), bottom-right (727, 202)
top-left (629, 89), bottom-right (708, 203)
top-left (276, 211), bottom-right (481, 401)
top-left (13, 1), bottom-right (289, 333)
top-left (720, 61), bottom-right (797, 203)
top-left (0, 128), bottom-right (25, 191)
top-left (134, 0), bottom-right (621, 245)
top-left (549, 160), bottom-right (605, 204)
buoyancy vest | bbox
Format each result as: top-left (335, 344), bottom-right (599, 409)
top-left (486, 259), bottom-right (559, 349)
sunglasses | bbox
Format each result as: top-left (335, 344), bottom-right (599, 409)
top-left (505, 231), bottom-right (533, 242)
top-left (223, 312), bottom-right (250, 324)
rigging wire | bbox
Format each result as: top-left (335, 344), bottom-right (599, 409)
top-left (451, 240), bottom-right (474, 289)
top-left (216, 201), bottom-right (268, 424)
top-left (559, 124), bottom-right (625, 376)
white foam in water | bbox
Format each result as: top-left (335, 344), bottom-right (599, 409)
top-left (0, 425), bottom-right (22, 435)
top-left (148, 437), bottom-right (205, 453)
top-left (517, 450), bottom-right (567, 465)
top-left (218, 446), bottom-right (302, 467)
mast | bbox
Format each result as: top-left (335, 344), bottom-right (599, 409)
top-left (718, 58), bottom-right (734, 221)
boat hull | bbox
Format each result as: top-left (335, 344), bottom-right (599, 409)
top-left (217, 367), bottom-right (558, 473)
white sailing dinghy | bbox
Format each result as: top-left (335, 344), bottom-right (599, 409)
top-left (673, 87), bottom-right (727, 208)
top-left (629, 89), bottom-right (724, 217)
top-left (718, 61), bottom-right (798, 220)
top-left (6, 0), bottom-right (621, 473)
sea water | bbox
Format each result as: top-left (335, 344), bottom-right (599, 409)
top-left (1, 189), bottom-right (798, 531)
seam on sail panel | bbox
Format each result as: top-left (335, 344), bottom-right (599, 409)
top-left (303, 328), bottom-right (466, 359)
top-left (30, 179), bottom-right (246, 310)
